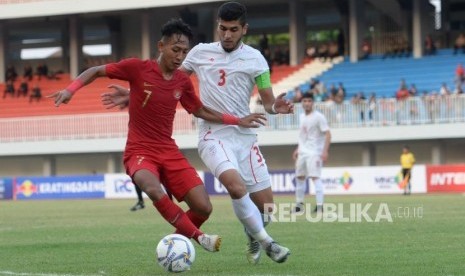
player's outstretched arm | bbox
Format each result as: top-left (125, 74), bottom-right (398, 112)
top-left (47, 65), bottom-right (106, 107)
top-left (193, 107), bottom-right (266, 128)
top-left (259, 88), bottom-right (294, 115)
top-left (101, 85), bottom-right (130, 110)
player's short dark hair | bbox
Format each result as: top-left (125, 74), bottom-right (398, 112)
top-left (301, 93), bottom-right (314, 101)
top-left (161, 18), bottom-right (193, 42)
top-left (217, 1), bottom-right (247, 26)
top-left (403, 145), bottom-right (410, 150)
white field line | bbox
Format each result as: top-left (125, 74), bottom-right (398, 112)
top-left (0, 271), bottom-right (104, 276)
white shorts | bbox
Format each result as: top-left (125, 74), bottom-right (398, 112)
top-left (295, 154), bottom-right (322, 178)
top-left (198, 127), bottom-right (271, 193)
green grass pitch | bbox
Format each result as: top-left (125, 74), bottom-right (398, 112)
top-left (1, 194), bottom-right (465, 276)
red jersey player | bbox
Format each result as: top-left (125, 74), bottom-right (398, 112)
top-left (47, 18), bottom-right (266, 252)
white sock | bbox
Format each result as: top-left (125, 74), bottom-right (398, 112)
top-left (314, 178), bottom-right (324, 206)
top-left (295, 178), bottom-right (306, 204)
top-left (232, 193), bottom-right (272, 245)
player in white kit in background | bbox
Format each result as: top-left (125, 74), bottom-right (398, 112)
top-left (292, 93), bottom-right (331, 213)
top-left (181, 1), bottom-right (292, 264)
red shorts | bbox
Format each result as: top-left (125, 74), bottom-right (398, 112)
top-left (124, 149), bottom-right (203, 202)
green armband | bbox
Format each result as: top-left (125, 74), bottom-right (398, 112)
top-left (255, 71), bottom-right (271, 90)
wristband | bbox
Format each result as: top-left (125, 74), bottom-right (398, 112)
top-left (66, 79), bottom-right (84, 95)
top-left (271, 103), bottom-right (278, 114)
top-left (222, 114), bottom-right (240, 125)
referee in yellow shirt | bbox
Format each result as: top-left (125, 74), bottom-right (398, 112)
top-left (400, 145), bottom-right (415, 195)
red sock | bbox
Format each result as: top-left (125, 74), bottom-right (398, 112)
top-left (153, 195), bottom-right (203, 241)
top-left (175, 210), bottom-right (209, 235)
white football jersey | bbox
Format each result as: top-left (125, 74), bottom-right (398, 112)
top-left (298, 110), bottom-right (330, 156)
top-left (182, 42), bottom-right (269, 134)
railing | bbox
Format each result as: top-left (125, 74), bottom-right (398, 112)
top-left (1, 95), bottom-right (465, 143)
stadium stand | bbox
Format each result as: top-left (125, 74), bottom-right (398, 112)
top-left (0, 74), bottom-right (128, 118)
top-left (0, 64), bottom-right (304, 118)
top-left (272, 57), bottom-right (344, 98)
top-left (315, 49), bottom-right (464, 98)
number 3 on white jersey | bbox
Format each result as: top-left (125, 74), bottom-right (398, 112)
top-left (218, 69), bottom-right (226, 86)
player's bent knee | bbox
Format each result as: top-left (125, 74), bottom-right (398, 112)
top-left (225, 183), bottom-right (247, 199)
top-left (143, 185), bottom-right (167, 202)
top-left (192, 200), bottom-right (213, 216)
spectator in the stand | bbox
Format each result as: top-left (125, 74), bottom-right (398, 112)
top-left (309, 78), bottom-right (318, 91)
top-left (439, 83), bottom-right (450, 96)
top-left (352, 92), bottom-right (366, 122)
top-left (334, 83), bottom-right (345, 104)
top-left (3, 80), bottom-right (15, 98)
top-left (337, 28), bottom-right (345, 56)
top-left (273, 47), bottom-right (284, 65)
top-left (328, 41), bottom-right (339, 60)
top-left (453, 33), bottom-right (465, 55)
top-left (29, 84), bottom-right (42, 102)
top-left (47, 70), bottom-right (62, 80)
top-left (36, 63), bottom-right (48, 80)
top-left (421, 91), bottom-right (434, 122)
top-left (305, 45), bottom-right (318, 61)
top-left (424, 34), bottom-right (436, 55)
top-left (409, 84), bottom-right (418, 97)
top-left (329, 83), bottom-right (338, 98)
top-left (318, 43), bottom-right (329, 62)
top-left (259, 32), bottom-right (269, 55)
top-left (368, 93), bottom-right (376, 122)
top-left (360, 39), bottom-right (371, 60)
top-left (17, 77), bottom-right (29, 97)
top-left (337, 82), bottom-right (346, 95)
top-left (453, 84), bottom-right (464, 95)
top-left (396, 79), bottom-right (409, 100)
top-left (313, 86), bottom-right (326, 102)
top-left (399, 79), bottom-right (407, 90)
top-left (455, 63), bottom-right (464, 85)
top-left (5, 65), bottom-right (18, 82)
top-left (292, 86), bottom-right (303, 103)
top-left (23, 65), bottom-right (33, 81)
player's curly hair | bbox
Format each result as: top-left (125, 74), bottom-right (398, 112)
top-left (218, 1), bottom-right (247, 26)
top-left (161, 18), bottom-right (193, 42)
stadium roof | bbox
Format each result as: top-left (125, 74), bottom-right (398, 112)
top-left (0, 0), bottom-right (224, 20)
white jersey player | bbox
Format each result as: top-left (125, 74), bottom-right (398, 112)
top-left (181, 2), bottom-right (293, 264)
top-left (292, 93), bottom-right (331, 213)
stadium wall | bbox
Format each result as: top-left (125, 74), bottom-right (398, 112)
top-left (1, 138), bottom-right (464, 178)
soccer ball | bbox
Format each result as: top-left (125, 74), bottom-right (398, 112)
top-left (156, 234), bottom-right (196, 272)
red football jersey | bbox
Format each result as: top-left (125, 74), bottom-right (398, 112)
top-left (106, 58), bottom-right (202, 152)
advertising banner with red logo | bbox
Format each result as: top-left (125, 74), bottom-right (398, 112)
top-left (427, 165), bottom-right (465, 193)
top-left (15, 175), bottom-right (105, 200)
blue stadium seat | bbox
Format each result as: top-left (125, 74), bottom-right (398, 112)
top-left (313, 49), bottom-right (464, 98)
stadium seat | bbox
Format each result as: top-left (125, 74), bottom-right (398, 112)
top-left (316, 49), bottom-right (463, 99)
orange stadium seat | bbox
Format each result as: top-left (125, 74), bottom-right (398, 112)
top-left (0, 74), bottom-right (128, 118)
top-left (0, 66), bottom-right (300, 118)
